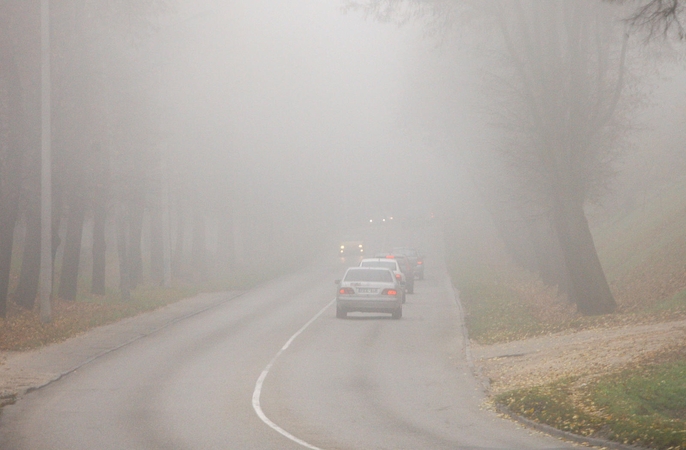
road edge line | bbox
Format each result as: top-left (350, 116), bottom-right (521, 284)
top-left (252, 298), bottom-right (335, 450)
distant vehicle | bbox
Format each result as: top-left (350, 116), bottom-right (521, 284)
top-left (391, 247), bottom-right (424, 280)
top-left (339, 240), bottom-right (364, 257)
top-left (374, 253), bottom-right (415, 294)
top-left (335, 267), bottom-right (402, 319)
top-left (359, 258), bottom-right (406, 303)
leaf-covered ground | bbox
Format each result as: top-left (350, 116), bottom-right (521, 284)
top-left (0, 286), bottom-right (198, 351)
top-left (472, 318), bottom-right (686, 396)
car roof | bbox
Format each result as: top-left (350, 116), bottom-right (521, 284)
top-left (374, 253), bottom-right (409, 259)
top-left (346, 266), bottom-right (392, 272)
top-left (360, 258), bottom-right (400, 266)
top-left (392, 247), bottom-right (417, 253)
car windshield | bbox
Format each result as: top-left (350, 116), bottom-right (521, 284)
top-left (360, 261), bottom-right (397, 270)
top-left (344, 268), bottom-right (393, 283)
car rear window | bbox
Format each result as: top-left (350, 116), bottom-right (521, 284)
top-left (360, 261), bottom-right (397, 270)
top-left (393, 248), bottom-right (417, 257)
top-left (344, 268), bottom-right (393, 282)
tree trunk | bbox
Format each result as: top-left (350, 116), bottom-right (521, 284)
top-left (58, 197), bottom-right (86, 300)
top-left (116, 204), bottom-right (130, 302)
top-left (0, 208), bottom-right (18, 318)
top-left (15, 205), bottom-right (41, 308)
top-left (149, 206), bottom-right (164, 285)
top-left (192, 207), bottom-right (206, 283)
top-left (91, 202), bottom-right (107, 295)
top-left (172, 199), bottom-right (185, 279)
top-left (51, 183), bottom-right (63, 285)
top-left (527, 216), bottom-right (571, 294)
top-left (0, 34), bottom-right (24, 318)
top-left (552, 198), bottom-right (616, 315)
top-left (127, 199), bottom-right (144, 289)
top-left (91, 142), bottom-right (109, 295)
top-left (217, 210), bottom-right (234, 278)
top-left (15, 20), bottom-right (42, 310)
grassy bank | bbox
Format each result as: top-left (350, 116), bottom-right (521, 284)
top-left (497, 356), bottom-right (686, 449)
top-left (449, 255), bottom-right (686, 449)
top-left (445, 179), bottom-right (686, 448)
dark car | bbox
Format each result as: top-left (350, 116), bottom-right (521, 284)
top-left (339, 240), bottom-right (364, 257)
top-left (391, 247), bottom-right (424, 280)
top-left (374, 253), bottom-right (415, 293)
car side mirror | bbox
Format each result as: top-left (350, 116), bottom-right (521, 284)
top-left (335, 279), bottom-right (341, 285)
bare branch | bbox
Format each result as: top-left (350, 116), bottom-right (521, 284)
top-left (617, 0), bottom-right (686, 40)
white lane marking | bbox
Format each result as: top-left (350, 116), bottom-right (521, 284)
top-left (252, 298), bottom-right (336, 450)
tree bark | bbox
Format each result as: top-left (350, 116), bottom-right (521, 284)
top-left (127, 199), bottom-right (144, 289)
top-left (192, 206), bottom-right (206, 283)
top-left (15, 205), bottom-right (41, 308)
top-left (552, 197), bottom-right (616, 315)
top-left (172, 199), bottom-right (185, 279)
top-left (217, 209), bottom-right (234, 278)
top-left (91, 202), bottom-right (107, 295)
top-left (528, 216), bottom-right (570, 294)
top-left (149, 206), bottom-right (164, 285)
top-left (58, 197), bottom-right (86, 300)
top-left (116, 204), bottom-right (130, 301)
top-left (90, 142), bottom-right (109, 295)
top-left (0, 32), bottom-right (25, 317)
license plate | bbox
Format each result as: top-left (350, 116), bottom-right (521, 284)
top-left (357, 288), bottom-right (376, 293)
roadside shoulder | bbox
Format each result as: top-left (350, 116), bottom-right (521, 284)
top-left (0, 290), bottom-right (245, 405)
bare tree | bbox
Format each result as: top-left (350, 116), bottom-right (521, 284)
top-left (618, 0), bottom-right (686, 39)
top-left (0, 2), bottom-right (33, 317)
top-left (348, 0), bottom-right (638, 314)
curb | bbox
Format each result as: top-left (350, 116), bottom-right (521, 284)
top-left (0, 393), bottom-right (16, 407)
top-left (493, 403), bottom-right (651, 450)
top-left (449, 280), bottom-right (650, 450)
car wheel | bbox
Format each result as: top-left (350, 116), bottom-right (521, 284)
top-left (407, 282), bottom-right (414, 294)
top-left (392, 307), bottom-right (402, 320)
top-left (336, 307), bottom-right (347, 319)
top-left (402, 291), bottom-right (406, 304)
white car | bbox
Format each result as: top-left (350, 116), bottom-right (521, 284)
top-left (358, 258), bottom-right (406, 303)
top-left (335, 267), bottom-right (403, 319)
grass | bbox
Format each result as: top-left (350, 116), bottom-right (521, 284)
top-left (449, 260), bottom-right (547, 344)
top-left (447, 176), bottom-right (686, 344)
top-left (445, 177), bottom-right (686, 448)
top-left (497, 357), bottom-right (686, 449)
top-left (0, 284), bottom-right (198, 351)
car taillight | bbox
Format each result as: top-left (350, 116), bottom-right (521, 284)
top-left (385, 255), bottom-right (394, 259)
top-left (395, 273), bottom-right (401, 279)
top-left (339, 288), bottom-right (354, 295)
top-left (382, 289), bottom-right (397, 296)
top-left (417, 260), bottom-right (423, 265)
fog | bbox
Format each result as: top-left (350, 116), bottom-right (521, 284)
top-left (117, 0), bottom-right (471, 277)
top-left (3, 0), bottom-right (686, 305)
top-left (158, 1), bottom-right (452, 228)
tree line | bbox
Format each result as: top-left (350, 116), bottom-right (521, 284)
top-left (346, 0), bottom-right (684, 315)
top-left (0, 1), bottom-right (327, 319)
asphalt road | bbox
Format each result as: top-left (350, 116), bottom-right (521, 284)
top-left (0, 228), bottom-right (578, 449)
